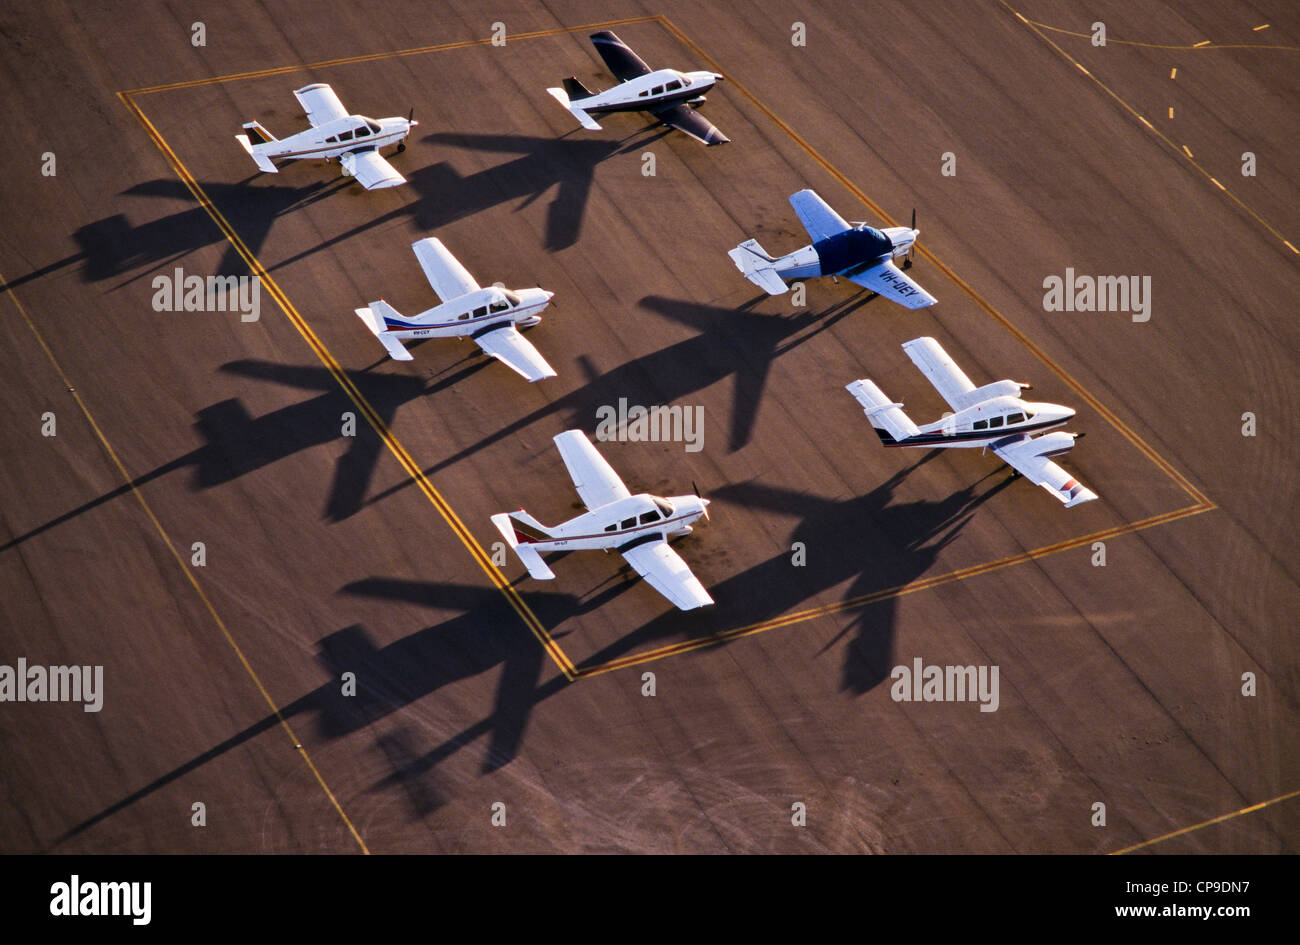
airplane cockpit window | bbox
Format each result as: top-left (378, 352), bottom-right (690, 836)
top-left (680, 75), bottom-right (692, 86)
top-left (651, 85), bottom-right (665, 95)
top-left (620, 517), bottom-right (637, 530)
top-left (1007, 412), bottom-right (1025, 425)
top-left (989, 415), bottom-right (1004, 428)
top-left (665, 80), bottom-right (682, 92)
top-left (489, 300), bottom-right (510, 314)
top-left (354, 125), bottom-right (371, 137)
top-left (639, 510), bottom-right (660, 525)
top-left (366, 120), bottom-right (381, 133)
top-left (502, 289), bottom-right (522, 307)
top-left (339, 129), bottom-right (354, 141)
top-left (473, 306), bottom-right (488, 318)
top-left (654, 498), bottom-right (674, 517)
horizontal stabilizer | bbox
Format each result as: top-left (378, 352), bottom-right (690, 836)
top-left (728, 240), bottom-right (788, 295)
top-left (355, 304), bottom-right (413, 361)
top-left (235, 132), bottom-right (278, 174)
top-left (546, 87), bottom-right (602, 130)
top-left (490, 513), bottom-right (556, 580)
top-left (846, 378), bottom-right (921, 445)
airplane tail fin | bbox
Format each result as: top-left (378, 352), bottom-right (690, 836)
top-left (490, 512), bottom-right (557, 580)
top-left (354, 301), bottom-right (415, 361)
top-left (727, 239), bottom-right (788, 295)
top-left (236, 122), bottom-right (279, 173)
top-left (845, 379), bottom-right (921, 445)
top-left (561, 77), bottom-right (593, 100)
top-left (546, 83), bottom-right (603, 130)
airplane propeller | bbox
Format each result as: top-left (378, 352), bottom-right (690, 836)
top-left (902, 208), bottom-right (917, 270)
top-left (398, 108), bottom-right (415, 152)
top-left (691, 480), bottom-right (710, 521)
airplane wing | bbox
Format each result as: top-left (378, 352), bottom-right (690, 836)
top-left (340, 149), bottom-right (406, 190)
top-left (411, 238), bottom-right (480, 302)
top-left (472, 325), bottom-right (557, 383)
top-left (991, 435), bottom-right (1099, 508)
top-left (789, 189), bottom-right (852, 243)
top-left (293, 83), bottom-right (349, 127)
top-left (845, 260), bottom-right (938, 310)
top-left (901, 336), bottom-right (979, 411)
top-left (621, 540), bottom-right (714, 611)
top-left (589, 30), bottom-right (653, 80)
top-left (648, 102), bottom-right (730, 146)
top-left (553, 430), bottom-right (631, 511)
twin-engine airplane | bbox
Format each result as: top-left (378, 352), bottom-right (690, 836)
top-left (547, 30), bottom-right (730, 147)
top-left (492, 431), bottom-right (714, 611)
top-left (236, 83), bottom-right (417, 190)
top-left (355, 238), bottom-right (557, 382)
top-left (846, 337), bottom-right (1099, 508)
top-left (729, 189), bottom-right (937, 309)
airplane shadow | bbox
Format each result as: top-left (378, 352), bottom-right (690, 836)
top-left (361, 291), bottom-right (876, 518)
top-left (272, 130), bottom-right (649, 266)
top-left (0, 357), bottom-right (488, 553)
top-left (6, 126), bottom-right (640, 293)
top-left (53, 586), bottom-right (580, 843)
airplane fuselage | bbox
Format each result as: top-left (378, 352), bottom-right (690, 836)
top-left (516, 493), bottom-right (709, 552)
top-left (380, 287), bottom-right (553, 340)
top-left (771, 223), bottom-right (919, 281)
top-left (578, 69), bottom-right (720, 114)
top-left (262, 115), bottom-right (413, 162)
top-left (888, 396), bottom-right (1076, 448)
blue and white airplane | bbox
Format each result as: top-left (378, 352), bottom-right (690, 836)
top-left (728, 189), bottom-right (937, 309)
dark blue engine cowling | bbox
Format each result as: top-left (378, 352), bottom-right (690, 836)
top-left (813, 226), bottom-right (893, 275)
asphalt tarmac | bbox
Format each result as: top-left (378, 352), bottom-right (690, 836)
top-left (0, 0), bottom-right (1295, 853)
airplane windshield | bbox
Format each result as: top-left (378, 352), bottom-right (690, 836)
top-left (501, 289), bottom-right (522, 306)
top-left (365, 120), bottom-right (381, 133)
top-left (655, 498), bottom-right (674, 517)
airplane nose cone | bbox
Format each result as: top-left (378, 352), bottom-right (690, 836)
top-left (544, 290), bottom-right (555, 301)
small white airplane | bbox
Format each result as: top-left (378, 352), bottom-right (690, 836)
top-left (729, 189), bottom-right (937, 309)
top-left (354, 238), bottom-right (557, 382)
top-left (846, 337), bottom-right (1099, 508)
top-left (236, 83), bottom-right (417, 190)
top-left (491, 430), bottom-right (714, 611)
top-left (547, 30), bottom-right (730, 146)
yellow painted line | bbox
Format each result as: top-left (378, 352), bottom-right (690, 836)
top-left (1182, 143), bottom-right (1194, 158)
top-left (117, 91), bottom-right (576, 681)
top-left (575, 502), bottom-right (1213, 677)
top-left (1111, 785), bottom-right (1300, 854)
top-left (1168, 106), bottom-right (1174, 119)
top-left (1, 274), bottom-right (370, 854)
top-left (122, 16), bottom-right (660, 95)
top-left (1017, 17), bottom-right (1298, 50)
top-left (1170, 67), bottom-right (1177, 79)
top-left (1001, 2), bottom-right (1297, 257)
top-left (1253, 24), bottom-right (1270, 32)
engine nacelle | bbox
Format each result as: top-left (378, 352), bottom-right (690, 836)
top-left (969, 379), bottom-right (1029, 402)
